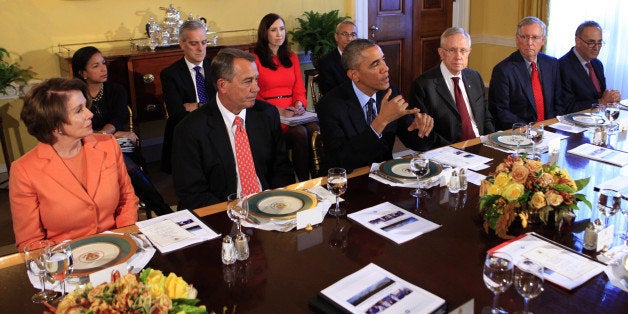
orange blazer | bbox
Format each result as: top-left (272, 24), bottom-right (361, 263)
top-left (10, 134), bottom-right (138, 251)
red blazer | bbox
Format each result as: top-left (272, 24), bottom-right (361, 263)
top-left (10, 134), bottom-right (138, 250)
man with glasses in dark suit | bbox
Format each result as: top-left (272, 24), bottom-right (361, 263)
top-left (317, 21), bottom-right (358, 95)
top-left (559, 20), bottom-right (620, 114)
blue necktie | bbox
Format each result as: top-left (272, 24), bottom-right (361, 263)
top-left (194, 66), bottom-right (208, 104)
top-left (365, 98), bottom-right (376, 125)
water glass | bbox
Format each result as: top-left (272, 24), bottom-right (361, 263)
top-left (514, 259), bottom-right (544, 314)
top-left (409, 155), bottom-right (430, 198)
top-left (526, 123), bottom-right (544, 160)
top-left (24, 240), bottom-right (57, 303)
top-left (511, 123), bottom-right (528, 157)
top-left (482, 251), bottom-right (513, 314)
top-left (605, 102), bottom-right (620, 134)
top-left (45, 240), bottom-right (73, 296)
top-left (327, 168), bottom-right (347, 216)
top-left (227, 193), bottom-right (249, 235)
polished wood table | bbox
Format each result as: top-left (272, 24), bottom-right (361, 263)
top-left (2, 124), bottom-right (627, 313)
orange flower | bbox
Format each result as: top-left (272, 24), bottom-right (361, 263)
top-left (546, 190), bottom-right (564, 207)
top-left (510, 164), bottom-right (530, 184)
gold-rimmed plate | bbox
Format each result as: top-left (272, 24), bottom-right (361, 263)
top-left (564, 113), bottom-right (606, 127)
top-left (68, 234), bottom-right (136, 277)
top-left (489, 131), bottom-right (533, 148)
top-left (248, 190), bottom-right (317, 220)
top-left (379, 159), bottom-right (443, 180)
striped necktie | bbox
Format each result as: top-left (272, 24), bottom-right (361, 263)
top-left (194, 66), bottom-right (208, 104)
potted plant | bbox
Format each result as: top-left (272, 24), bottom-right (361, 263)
top-left (0, 48), bottom-right (32, 98)
top-left (288, 10), bottom-right (350, 68)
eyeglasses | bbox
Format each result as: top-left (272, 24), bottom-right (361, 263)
top-left (577, 36), bottom-right (605, 48)
top-left (441, 48), bottom-right (471, 56)
top-left (337, 32), bottom-right (358, 38)
top-left (517, 34), bottom-right (544, 42)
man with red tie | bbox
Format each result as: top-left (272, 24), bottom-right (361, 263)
top-left (171, 48), bottom-right (294, 209)
top-left (559, 21), bottom-right (621, 114)
top-left (489, 16), bottom-right (565, 131)
top-left (410, 27), bottom-right (494, 145)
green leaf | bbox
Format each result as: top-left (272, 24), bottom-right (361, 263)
top-left (479, 194), bottom-right (501, 211)
top-left (138, 267), bottom-right (152, 283)
top-left (574, 193), bottom-right (592, 209)
top-left (287, 10), bottom-right (351, 62)
top-left (574, 177), bottom-right (590, 191)
top-left (554, 183), bottom-right (575, 193)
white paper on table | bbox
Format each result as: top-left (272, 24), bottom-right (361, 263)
top-left (567, 143), bottom-right (628, 167)
top-left (279, 111), bottom-right (318, 126)
top-left (549, 121), bottom-right (588, 133)
top-left (140, 220), bottom-right (194, 247)
top-left (320, 263), bottom-right (445, 314)
top-left (596, 175), bottom-right (628, 193)
top-left (136, 210), bottom-right (220, 253)
top-left (422, 146), bottom-right (492, 170)
top-left (465, 169), bottom-right (486, 186)
top-left (488, 232), bottom-right (604, 290)
top-left (347, 202), bottom-right (440, 244)
top-left (296, 207), bottom-right (324, 230)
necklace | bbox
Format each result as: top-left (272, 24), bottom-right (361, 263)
top-left (92, 85), bottom-right (104, 103)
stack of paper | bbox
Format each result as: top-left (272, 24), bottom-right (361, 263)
top-left (320, 263), bottom-right (446, 314)
top-left (136, 210), bottom-right (220, 253)
top-left (567, 143), bottom-right (628, 167)
top-left (280, 111), bottom-right (318, 126)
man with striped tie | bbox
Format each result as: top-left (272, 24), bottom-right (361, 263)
top-left (172, 48), bottom-right (294, 210)
top-left (161, 20), bottom-right (216, 173)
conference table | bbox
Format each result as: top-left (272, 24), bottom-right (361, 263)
top-left (1, 118), bottom-right (627, 313)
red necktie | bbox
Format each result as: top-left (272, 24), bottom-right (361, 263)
top-left (530, 62), bottom-right (545, 122)
top-left (234, 117), bottom-right (261, 196)
top-left (451, 77), bottom-right (475, 140)
top-left (585, 62), bottom-right (601, 95)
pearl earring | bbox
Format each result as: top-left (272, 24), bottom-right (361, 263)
top-left (57, 129), bottom-right (63, 134)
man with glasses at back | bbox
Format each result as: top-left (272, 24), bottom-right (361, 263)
top-left (559, 21), bottom-right (620, 114)
top-left (410, 27), bottom-right (494, 146)
top-left (489, 16), bottom-right (565, 130)
top-left (317, 21), bottom-right (358, 95)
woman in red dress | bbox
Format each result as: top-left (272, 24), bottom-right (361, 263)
top-left (253, 13), bottom-right (319, 181)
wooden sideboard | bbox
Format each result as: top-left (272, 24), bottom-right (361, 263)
top-left (58, 36), bottom-right (255, 122)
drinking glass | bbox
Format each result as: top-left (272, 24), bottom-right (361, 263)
top-left (482, 251), bottom-right (513, 314)
top-left (514, 259), bottom-right (545, 314)
top-left (597, 189), bottom-right (621, 227)
top-left (227, 193), bottom-right (249, 235)
top-left (327, 168), bottom-right (347, 216)
top-left (45, 241), bottom-right (73, 296)
top-left (409, 155), bottom-right (430, 198)
top-left (511, 123), bottom-right (528, 157)
top-left (591, 103), bottom-right (605, 118)
top-left (24, 240), bottom-right (57, 303)
top-left (526, 123), bottom-right (544, 160)
top-left (605, 102), bottom-right (620, 134)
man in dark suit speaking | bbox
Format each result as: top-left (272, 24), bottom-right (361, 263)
top-left (559, 20), bottom-right (620, 114)
top-left (489, 16), bottom-right (565, 130)
top-left (410, 27), bottom-right (494, 145)
top-left (160, 20), bottom-right (216, 173)
top-left (172, 48), bottom-right (294, 209)
top-left (316, 39), bottom-right (436, 172)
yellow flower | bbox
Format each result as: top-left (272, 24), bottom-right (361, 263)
top-left (165, 272), bottom-right (191, 299)
top-left (501, 183), bottom-right (525, 201)
top-left (144, 269), bottom-right (166, 298)
top-left (487, 184), bottom-right (502, 195)
top-left (494, 172), bottom-right (510, 187)
top-left (546, 190), bottom-right (564, 207)
top-left (529, 191), bottom-right (546, 209)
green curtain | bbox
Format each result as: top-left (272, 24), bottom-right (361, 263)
top-left (518, 0), bottom-right (549, 24)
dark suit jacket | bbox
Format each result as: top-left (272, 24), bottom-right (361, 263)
top-left (489, 51), bottom-right (565, 130)
top-left (317, 49), bottom-right (349, 95)
top-left (160, 57), bottom-right (216, 173)
top-left (317, 81), bottom-right (436, 171)
top-left (559, 48), bottom-right (606, 113)
top-left (172, 99), bottom-right (295, 209)
top-left (410, 65), bottom-right (494, 145)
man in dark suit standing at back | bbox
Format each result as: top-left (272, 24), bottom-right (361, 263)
top-left (317, 20), bottom-right (357, 95)
top-left (559, 20), bottom-right (620, 114)
top-left (410, 27), bottom-right (494, 146)
top-left (317, 39), bottom-right (436, 172)
top-left (160, 20), bottom-right (216, 173)
top-left (172, 48), bottom-right (294, 209)
top-left (489, 16), bottom-right (565, 130)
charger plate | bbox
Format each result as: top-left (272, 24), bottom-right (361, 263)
top-left (564, 113), bottom-right (606, 127)
top-left (248, 190), bottom-right (317, 220)
top-left (68, 234), bottom-right (136, 277)
top-left (379, 159), bottom-right (443, 180)
top-left (619, 99), bottom-right (628, 110)
top-left (489, 131), bottom-right (533, 148)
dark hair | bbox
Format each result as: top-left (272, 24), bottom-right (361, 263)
top-left (21, 78), bottom-right (90, 144)
top-left (575, 21), bottom-right (602, 36)
top-left (253, 13), bottom-right (292, 70)
top-left (210, 48), bottom-right (256, 88)
top-left (71, 46), bottom-right (101, 80)
top-left (341, 39), bottom-right (378, 71)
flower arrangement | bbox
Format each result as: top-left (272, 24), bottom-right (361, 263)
top-left (479, 155), bottom-right (590, 239)
top-left (55, 268), bottom-right (207, 313)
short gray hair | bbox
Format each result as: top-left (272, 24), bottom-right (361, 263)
top-left (336, 20), bottom-right (357, 33)
top-left (341, 39), bottom-right (378, 71)
top-left (575, 20), bottom-right (602, 36)
top-left (440, 27), bottom-right (471, 47)
top-left (179, 20), bottom-right (207, 41)
top-left (210, 48), bottom-right (256, 86)
top-left (517, 16), bottom-right (546, 37)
